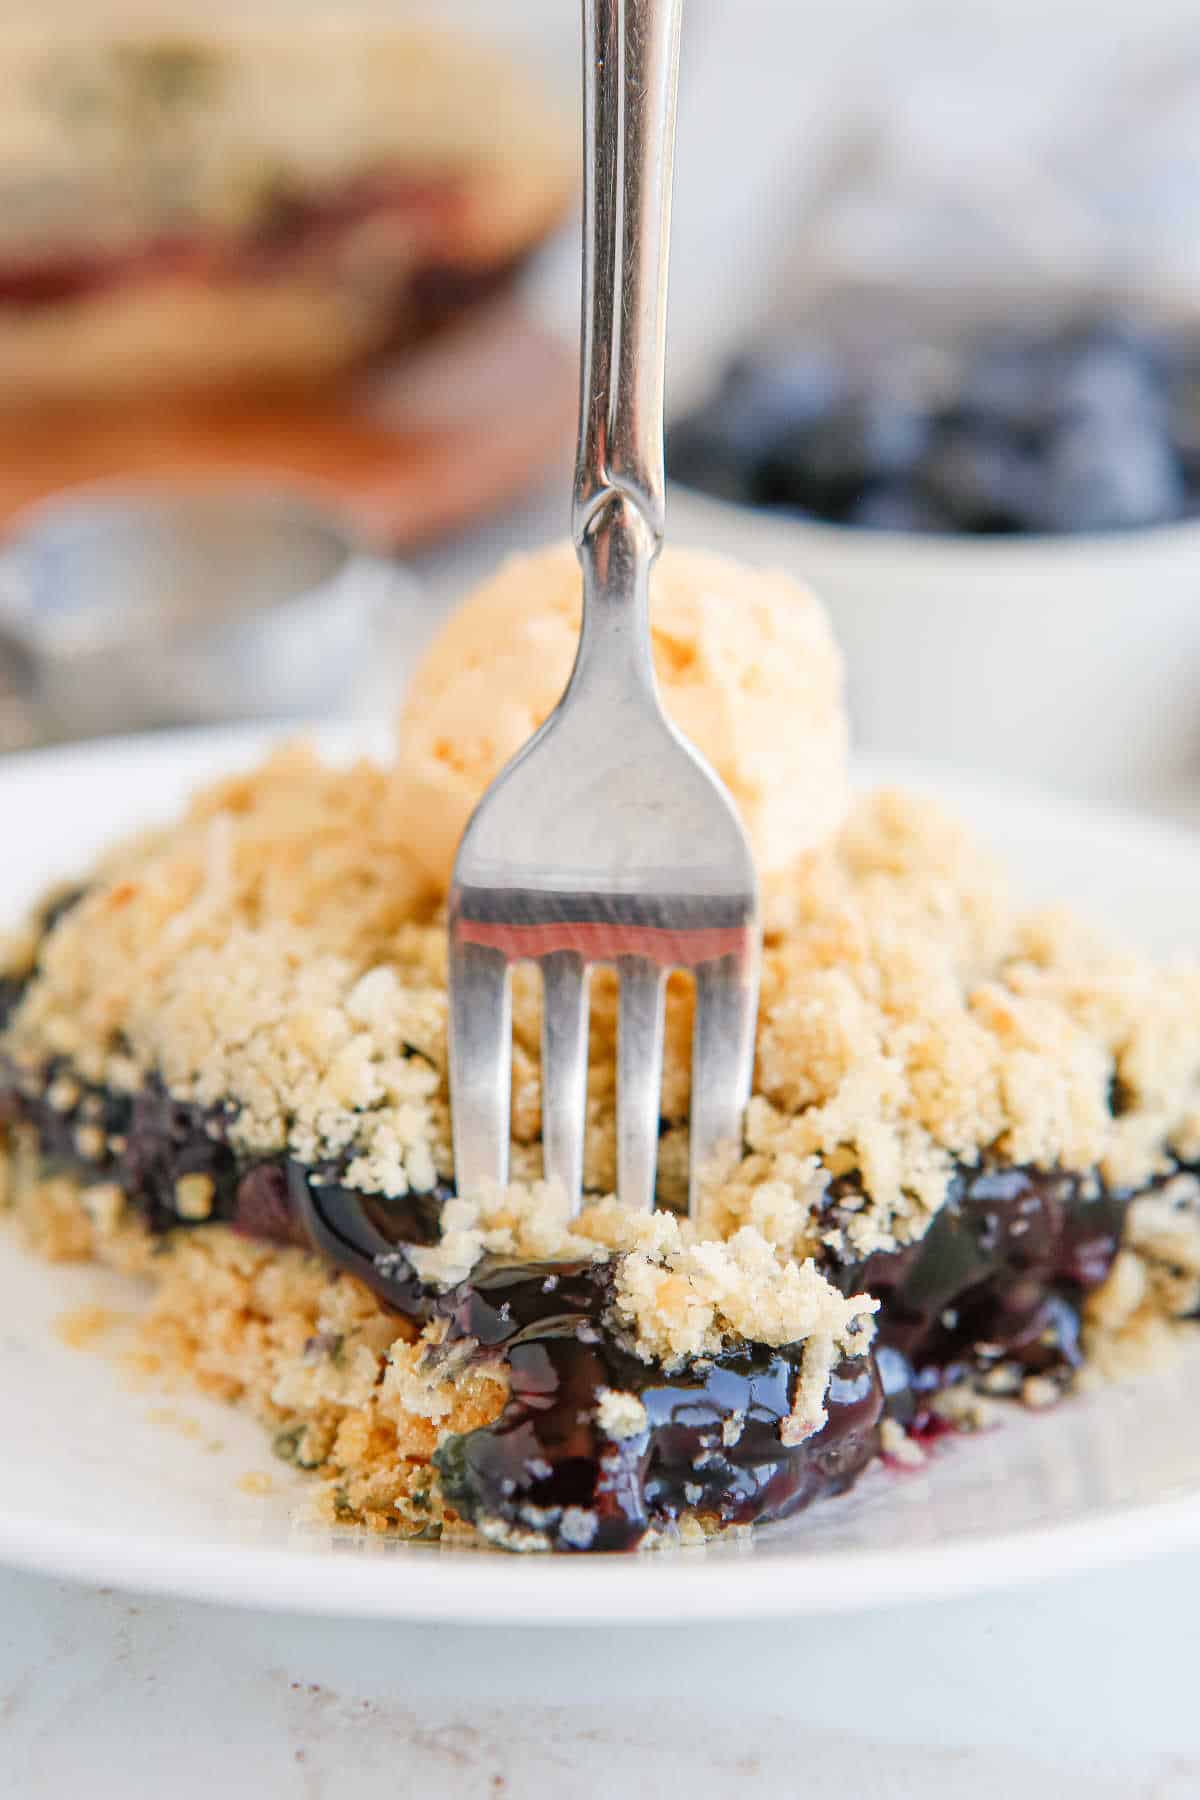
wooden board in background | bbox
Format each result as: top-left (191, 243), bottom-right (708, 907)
top-left (0, 304), bottom-right (576, 550)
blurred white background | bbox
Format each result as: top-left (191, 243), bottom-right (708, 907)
top-left (422, 0), bottom-right (1200, 392)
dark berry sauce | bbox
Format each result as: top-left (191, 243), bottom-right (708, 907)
top-left (0, 1060), bottom-right (885, 1548)
top-left (0, 1013), bottom-right (1144, 1551)
top-left (831, 1163), bottom-right (1130, 1422)
top-left (0, 886), bottom-right (88, 1034)
top-left (428, 1257), bottom-right (881, 1551)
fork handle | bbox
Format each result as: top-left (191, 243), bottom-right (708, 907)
top-left (572, 0), bottom-right (683, 554)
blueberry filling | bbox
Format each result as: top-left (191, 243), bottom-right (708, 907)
top-left (0, 885), bottom-right (87, 1033)
top-left (432, 1258), bottom-right (881, 1552)
top-left (0, 1030), bottom-right (1152, 1550)
top-left (829, 1165), bottom-right (1132, 1424)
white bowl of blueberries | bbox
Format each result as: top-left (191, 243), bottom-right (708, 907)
top-left (667, 309), bottom-right (1200, 809)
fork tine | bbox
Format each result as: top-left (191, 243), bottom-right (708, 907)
top-left (616, 955), bottom-right (666, 1213)
top-left (448, 936), bottom-right (512, 1198)
top-left (688, 947), bottom-right (759, 1218)
top-left (540, 951), bottom-right (590, 1212)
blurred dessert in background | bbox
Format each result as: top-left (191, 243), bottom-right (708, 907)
top-left (0, 24), bottom-right (573, 407)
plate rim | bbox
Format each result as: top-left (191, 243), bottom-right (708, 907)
top-left (2, 1482), bottom-right (1199, 1624)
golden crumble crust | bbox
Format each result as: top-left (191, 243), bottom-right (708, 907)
top-left (3, 1148), bottom-right (507, 1540)
top-left (7, 748), bottom-right (1200, 1265)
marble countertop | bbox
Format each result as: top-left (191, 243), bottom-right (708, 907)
top-left (5, 1549), bottom-right (1200, 1798)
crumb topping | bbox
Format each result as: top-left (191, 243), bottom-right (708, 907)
top-left (609, 1223), bottom-right (875, 1373)
top-left (4, 748), bottom-right (449, 1198)
top-left (6, 748), bottom-right (1200, 1273)
top-left (394, 1176), bottom-right (877, 1372)
top-left (1084, 1170), bottom-right (1200, 1379)
top-left (748, 793), bottom-right (1200, 1254)
top-left (595, 1388), bottom-right (649, 1441)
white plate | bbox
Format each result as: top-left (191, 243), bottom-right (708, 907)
top-left (3, 724), bottom-right (1200, 1624)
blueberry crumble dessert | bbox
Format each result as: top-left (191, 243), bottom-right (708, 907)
top-left (4, 544), bottom-right (1200, 1553)
top-left (669, 312), bottom-right (1200, 536)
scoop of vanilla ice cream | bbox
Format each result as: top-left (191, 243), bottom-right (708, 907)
top-left (393, 540), bottom-right (848, 889)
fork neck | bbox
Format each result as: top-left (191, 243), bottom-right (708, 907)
top-left (572, 493), bottom-right (658, 702)
top-left (570, 0), bottom-right (682, 689)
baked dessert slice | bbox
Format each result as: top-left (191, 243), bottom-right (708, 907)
top-left (3, 548), bottom-right (1199, 1552)
top-left (0, 23), bottom-right (573, 405)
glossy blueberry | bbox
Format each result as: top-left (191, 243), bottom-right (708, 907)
top-left (732, 345), bottom-right (845, 428)
top-left (919, 429), bottom-right (1042, 533)
top-left (1051, 331), bottom-right (1166, 432)
top-left (709, 347), bottom-right (846, 461)
top-left (665, 415), bottom-right (759, 506)
top-left (956, 333), bottom-right (1057, 441)
top-left (757, 397), bottom-right (930, 518)
top-left (1039, 419), bottom-right (1185, 533)
top-left (667, 347), bottom-right (844, 505)
top-left (847, 484), bottom-right (944, 532)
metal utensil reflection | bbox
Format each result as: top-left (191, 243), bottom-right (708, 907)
top-left (0, 485), bottom-right (416, 745)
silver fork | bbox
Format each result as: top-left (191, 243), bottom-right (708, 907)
top-left (447, 0), bottom-right (760, 1219)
